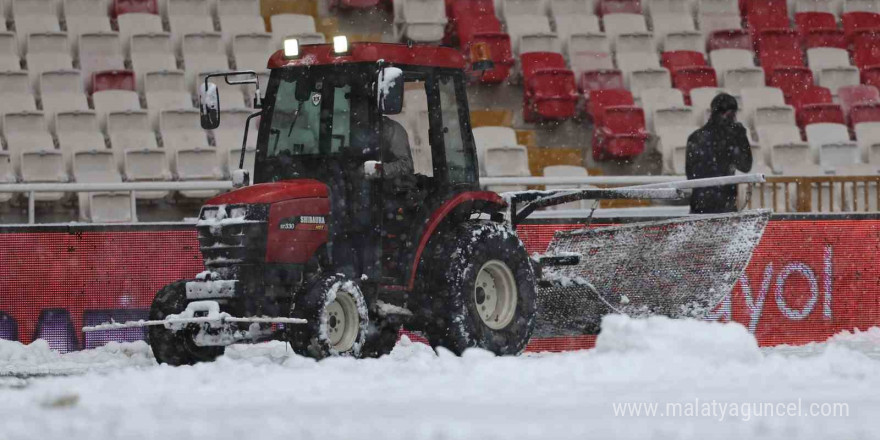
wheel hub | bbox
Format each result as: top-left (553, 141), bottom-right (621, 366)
top-left (474, 260), bottom-right (518, 330)
top-left (324, 291), bottom-right (360, 352)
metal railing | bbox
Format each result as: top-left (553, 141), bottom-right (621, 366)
top-left (741, 175), bottom-right (880, 213)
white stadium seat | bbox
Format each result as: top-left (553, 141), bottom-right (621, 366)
top-left (519, 33), bottom-right (562, 55)
top-left (55, 109), bottom-right (106, 171)
top-left (77, 32), bottom-right (124, 89)
top-left (543, 164), bottom-right (595, 209)
top-left (567, 33), bottom-right (613, 77)
top-left (505, 14), bottom-right (552, 55)
top-left (394, 0), bottom-right (447, 42)
top-left (806, 123), bottom-right (860, 169)
top-left (117, 13), bottom-right (164, 56)
top-left (0, 32), bottom-right (20, 70)
top-left (25, 32), bottom-right (72, 91)
top-left (72, 150), bottom-right (133, 223)
top-left (38, 69), bottom-right (88, 126)
top-left (501, 0), bottom-right (544, 22)
top-left (807, 47), bottom-right (861, 97)
top-left (690, 86), bottom-right (725, 122)
top-left (213, 108), bottom-right (258, 177)
top-left (4, 110), bottom-right (67, 200)
top-left (741, 86), bottom-right (787, 127)
top-left (130, 32), bottom-right (177, 92)
top-left (640, 87), bottom-right (685, 131)
top-left (269, 13), bottom-right (316, 49)
top-left (63, 0), bottom-right (112, 53)
top-left (550, 0), bottom-right (599, 40)
top-left (93, 89), bottom-right (141, 131)
top-left (652, 13), bottom-right (697, 48)
top-left (855, 122), bottom-right (880, 163)
top-left (12, 0), bottom-right (60, 54)
top-left (181, 32), bottom-right (228, 92)
top-left (168, 0), bottom-right (215, 51)
top-left (232, 32), bottom-right (272, 71)
top-left (615, 32), bottom-right (655, 54)
top-left (756, 124), bottom-right (811, 173)
top-left (144, 70), bottom-right (192, 129)
top-left (0, 71), bottom-right (36, 117)
top-left (657, 125), bottom-right (699, 174)
top-left (107, 109), bottom-right (170, 199)
top-left (159, 108), bottom-right (223, 198)
top-left (216, 0), bottom-right (259, 17)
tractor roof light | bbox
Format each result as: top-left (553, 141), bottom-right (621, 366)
top-left (284, 38), bottom-right (299, 58)
top-left (469, 41), bottom-right (494, 72)
top-left (333, 35), bottom-right (348, 54)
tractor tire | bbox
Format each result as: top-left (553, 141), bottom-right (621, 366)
top-left (287, 274), bottom-right (369, 360)
top-left (419, 221), bottom-right (537, 355)
top-left (148, 280), bottom-right (225, 366)
top-left (360, 315), bottom-right (401, 358)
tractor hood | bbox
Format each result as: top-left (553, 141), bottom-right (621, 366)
top-left (206, 179), bottom-right (328, 205)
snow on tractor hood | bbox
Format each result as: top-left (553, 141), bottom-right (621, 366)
top-left (206, 179), bottom-right (328, 206)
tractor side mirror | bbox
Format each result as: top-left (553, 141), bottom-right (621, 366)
top-left (377, 67), bottom-right (403, 115)
top-left (199, 82), bottom-right (220, 129)
top-left (232, 169), bottom-right (250, 188)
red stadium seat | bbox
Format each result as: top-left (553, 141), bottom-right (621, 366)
top-left (92, 70), bottom-right (136, 93)
top-left (853, 31), bottom-right (880, 69)
top-left (790, 86), bottom-right (833, 111)
top-left (338, 0), bottom-right (380, 8)
top-left (745, 0), bottom-right (789, 34)
top-left (797, 103), bottom-right (846, 127)
top-left (707, 29), bottom-right (752, 52)
top-left (863, 66), bottom-right (880, 90)
top-left (661, 51), bottom-right (708, 71)
top-left (579, 69), bottom-right (624, 94)
top-left (760, 50), bottom-right (806, 76)
top-left (842, 12), bottom-right (880, 43)
top-left (795, 12), bottom-right (837, 38)
top-left (838, 85), bottom-right (880, 120)
top-left (803, 28), bottom-right (848, 49)
top-left (112, 0), bottom-right (158, 17)
top-left (756, 29), bottom-right (801, 56)
top-left (768, 66), bottom-right (814, 100)
top-left (596, 0), bottom-right (642, 16)
top-left (587, 88), bottom-right (635, 123)
top-left (672, 66), bottom-right (718, 103)
top-left (850, 102), bottom-right (880, 124)
top-left (592, 106), bottom-right (648, 160)
top-left (465, 33), bottom-right (514, 83)
top-left (521, 53), bottom-right (578, 122)
top-left (450, 0), bottom-right (500, 47)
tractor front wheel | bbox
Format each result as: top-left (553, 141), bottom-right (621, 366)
top-left (287, 274), bottom-right (369, 360)
top-left (420, 221), bottom-right (537, 355)
top-left (148, 280), bottom-right (225, 366)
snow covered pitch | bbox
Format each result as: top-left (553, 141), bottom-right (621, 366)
top-left (1, 315), bottom-right (878, 440)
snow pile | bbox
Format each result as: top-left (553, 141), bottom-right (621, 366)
top-left (0, 339), bottom-right (154, 376)
top-left (595, 314), bottom-right (762, 365)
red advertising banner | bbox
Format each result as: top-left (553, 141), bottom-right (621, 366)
top-left (1, 219), bottom-right (878, 352)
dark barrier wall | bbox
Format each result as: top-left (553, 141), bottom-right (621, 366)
top-left (1, 217), bottom-right (879, 352)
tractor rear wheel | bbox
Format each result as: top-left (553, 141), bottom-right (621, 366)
top-left (419, 221), bottom-right (537, 355)
top-left (287, 274), bottom-right (369, 360)
top-left (148, 280), bottom-right (225, 366)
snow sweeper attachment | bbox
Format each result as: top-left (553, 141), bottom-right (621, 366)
top-left (505, 174), bottom-right (771, 337)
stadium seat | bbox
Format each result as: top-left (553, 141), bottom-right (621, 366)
top-left (144, 70), bottom-right (192, 129)
top-left (4, 111), bottom-right (67, 200)
top-left (628, 65), bottom-right (673, 99)
top-left (653, 105), bottom-right (694, 129)
top-left (500, 0), bottom-right (544, 22)
top-left (706, 29), bottom-right (752, 52)
top-left (672, 66), bottom-right (717, 102)
top-left (25, 32), bottom-right (72, 91)
top-left (213, 108), bottom-right (257, 176)
top-left (482, 143), bottom-right (531, 191)
top-left (741, 86), bottom-right (787, 124)
top-left (652, 13), bottom-right (698, 48)
top-left (803, 28), bottom-right (848, 49)
top-left (567, 33), bottom-right (613, 78)
top-left (219, 16), bottom-right (265, 51)
top-left (745, 0), bottom-right (790, 35)
top-left (113, 0), bottom-right (159, 16)
top-left (844, 0), bottom-right (880, 13)
top-left (63, 0), bottom-right (112, 54)
top-left (579, 69), bottom-right (624, 94)
top-left (93, 70), bottom-right (137, 95)
top-left (698, 0), bottom-right (743, 39)
top-left (38, 70), bottom-right (88, 127)
top-left (130, 32), bottom-right (176, 92)
top-left (269, 13), bottom-right (316, 49)
top-left (519, 34), bottom-right (563, 55)
top-left (0, 71), bottom-right (36, 117)
top-left (640, 87), bottom-right (685, 131)
top-left (662, 30), bottom-right (705, 53)
top-left (592, 105), bottom-right (648, 160)
top-left (117, 12), bottom-right (164, 55)
top-left (657, 124), bottom-right (698, 173)
top-left (793, 0), bottom-right (836, 13)
top-left (851, 101), bottom-right (880, 124)
top-left (167, 0), bottom-right (215, 50)
top-left (448, 0), bottom-right (499, 45)
top-left (649, 0), bottom-right (690, 15)
top-left (842, 11), bottom-right (880, 42)
top-left (92, 71), bottom-right (140, 131)
top-left (790, 85), bottom-right (833, 110)
top-left (0, 152), bottom-right (13, 201)
top-left (394, 0), bottom-right (447, 42)
top-left (216, 0), bottom-right (259, 17)
top-left (551, 0), bottom-right (600, 40)
top-left (753, 102), bottom-right (797, 129)
top-left (708, 48), bottom-right (762, 89)
top-left (756, 124), bottom-right (812, 173)
top-left (756, 29), bottom-right (801, 58)
top-left (602, 13), bottom-right (648, 43)
top-left (0, 32), bottom-right (19, 70)
top-left (795, 12), bottom-right (837, 39)
top-left (616, 50), bottom-right (663, 84)
top-left (542, 164), bottom-right (594, 210)
top-left (587, 88), bottom-right (635, 122)
top-left (597, 0), bottom-right (642, 15)
top-left (614, 32), bottom-right (655, 55)
top-left (722, 67), bottom-right (765, 94)
top-left (107, 109), bottom-right (170, 199)
top-left (78, 32), bottom-right (125, 90)
top-left (806, 47), bottom-right (861, 97)
top-left (55, 109), bottom-right (107, 169)
top-left (854, 119), bottom-right (880, 162)
top-left (181, 32), bottom-right (228, 92)
top-left (806, 122), bottom-right (860, 167)
top-left (767, 66), bottom-right (814, 101)
top-left (839, 84), bottom-right (880, 120)
top-left (505, 15), bottom-right (552, 55)
top-left (12, 0), bottom-right (60, 54)
top-left (661, 50), bottom-right (707, 71)
top-left (520, 52), bottom-right (578, 121)
top-left (853, 30), bottom-right (880, 69)
top-left (691, 86), bottom-right (726, 121)
top-left (70, 148), bottom-right (132, 223)
top-left (798, 102), bottom-right (846, 126)
top-left (231, 33), bottom-right (272, 72)
top-left (159, 108), bottom-right (222, 198)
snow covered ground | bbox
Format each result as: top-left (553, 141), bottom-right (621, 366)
top-left (1, 315), bottom-right (879, 440)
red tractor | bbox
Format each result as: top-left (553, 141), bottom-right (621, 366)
top-left (84, 39), bottom-right (769, 365)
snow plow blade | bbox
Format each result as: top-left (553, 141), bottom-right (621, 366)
top-left (534, 210), bottom-right (770, 337)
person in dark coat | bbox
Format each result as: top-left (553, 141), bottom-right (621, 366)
top-left (685, 93), bottom-right (753, 214)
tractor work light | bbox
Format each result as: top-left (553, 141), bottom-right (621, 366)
top-left (284, 38), bottom-right (299, 58)
top-left (470, 41), bottom-right (494, 71)
top-left (333, 35), bottom-right (348, 54)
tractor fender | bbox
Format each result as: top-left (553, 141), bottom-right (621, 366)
top-left (407, 191), bottom-right (507, 290)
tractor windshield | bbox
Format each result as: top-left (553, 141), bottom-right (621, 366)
top-left (254, 65), bottom-right (376, 184)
